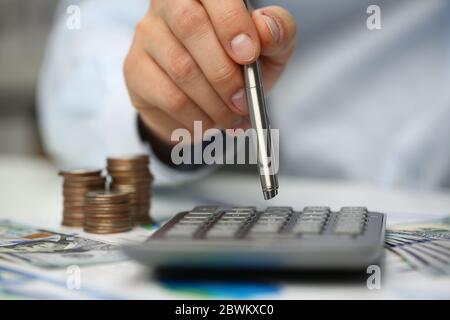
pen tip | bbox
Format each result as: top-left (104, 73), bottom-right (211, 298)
top-left (263, 188), bottom-right (278, 200)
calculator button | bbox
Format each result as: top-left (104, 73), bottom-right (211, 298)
top-left (219, 217), bottom-right (248, 223)
top-left (185, 213), bottom-right (215, 218)
top-left (339, 210), bottom-right (365, 216)
top-left (253, 220), bottom-right (282, 227)
top-left (292, 216), bottom-right (325, 234)
top-left (265, 207), bottom-right (293, 213)
top-left (172, 224), bottom-right (199, 230)
top-left (249, 225), bottom-right (282, 235)
top-left (303, 206), bottom-right (330, 213)
top-left (177, 220), bottom-right (205, 225)
top-left (165, 226), bottom-right (199, 237)
top-left (210, 222), bottom-right (242, 229)
top-left (254, 221), bottom-right (283, 228)
top-left (298, 215), bottom-right (326, 221)
top-left (206, 228), bottom-right (238, 238)
top-left (339, 212), bottom-right (366, 219)
top-left (206, 231), bottom-right (236, 238)
top-left (251, 225), bottom-right (281, 232)
top-left (297, 219), bottom-right (324, 226)
top-left (339, 220), bottom-right (365, 226)
top-left (337, 217), bottom-right (365, 223)
top-left (337, 213), bottom-right (366, 222)
top-left (191, 206), bottom-right (219, 213)
top-left (335, 224), bottom-right (363, 231)
top-left (338, 218), bottom-right (365, 225)
top-left (222, 213), bottom-right (253, 218)
top-left (179, 217), bottom-right (209, 222)
top-left (258, 216), bottom-right (287, 222)
top-left (292, 223), bottom-right (323, 234)
top-left (334, 213), bottom-right (365, 235)
top-left (334, 226), bottom-right (363, 235)
top-left (230, 207), bottom-right (256, 213)
top-left (298, 218), bottom-right (325, 224)
top-left (340, 207), bottom-right (367, 213)
top-left (300, 212), bottom-right (328, 217)
top-left (260, 212), bottom-right (291, 218)
top-left (215, 220), bottom-right (244, 226)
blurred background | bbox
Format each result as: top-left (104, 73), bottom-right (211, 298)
top-left (0, 0), bottom-right (57, 156)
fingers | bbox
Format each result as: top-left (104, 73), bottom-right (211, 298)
top-left (140, 16), bottom-right (244, 129)
top-left (124, 33), bottom-right (214, 136)
top-left (160, 0), bottom-right (249, 115)
top-left (125, 1), bottom-right (298, 148)
top-left (252, 6), bottom-right (297, 90)
top-left (199, 0), bottom-right (260, 64)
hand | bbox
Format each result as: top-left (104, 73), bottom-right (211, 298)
top-left (124, 0), bottom-right (297, 146)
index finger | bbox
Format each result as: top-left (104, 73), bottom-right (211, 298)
top-left (200, 0), bottom-right (261, 64)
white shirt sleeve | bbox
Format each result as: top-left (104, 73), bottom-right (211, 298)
top-left (37, 0), bottom-right (213, 186)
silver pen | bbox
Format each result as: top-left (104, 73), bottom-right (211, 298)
top-left (243, 0), bottom-right (279, 200)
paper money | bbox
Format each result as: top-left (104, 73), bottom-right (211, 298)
top-left (386, 216), bottom-right (450, 276)
top-left (0, 220), bottom-right (125, 268)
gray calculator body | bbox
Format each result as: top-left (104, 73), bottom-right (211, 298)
top-left (126, 206), bottom-right (386, 270)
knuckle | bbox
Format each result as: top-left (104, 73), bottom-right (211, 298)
top-left (210, 63), bottom-right (240, 87)
top-left (130, 95), bottom-right (147, 111)
top-left (168, 50), bottom-right (199, 84)
top-left (134, 19), bottom-right (147, 36)
top-left (167, 90), bottom-right (189, 113)
top-left (123, 53), bottom-right (133, 78)
top-left (172, 4), bottom-right (208, 39)
top-left (123, 52), bottom-right (139, 87)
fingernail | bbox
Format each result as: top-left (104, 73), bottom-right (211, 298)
top-left (231, 88), bottom-right (248, 112)
top-left (230, 34), bottom-right (256, 62)
top-left (261, 14), bottom-right (281, 44)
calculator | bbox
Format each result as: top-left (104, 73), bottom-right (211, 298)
top-left (126, 206), bottom-right (386, 270)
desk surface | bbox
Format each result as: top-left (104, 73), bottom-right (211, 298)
top-left (1, 155), bottom-right (449, 299)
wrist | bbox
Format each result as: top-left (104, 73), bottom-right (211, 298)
top-left (137, 115), bottom-right (209, 171)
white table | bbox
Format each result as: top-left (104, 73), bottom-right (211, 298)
top-left (1, 155), bottom-right (449, 299)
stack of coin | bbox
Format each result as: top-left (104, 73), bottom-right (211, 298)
top-left (84, 191), bottom-right (133, 234)
top-left (60, 169), bottom-right (105, 227)
top-left (107, 155), bottom-right (154, 225)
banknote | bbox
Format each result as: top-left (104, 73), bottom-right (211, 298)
top-left (386, 216), bottom-right (450, 276)
top-left (0, 220), bottom-right (125, 268)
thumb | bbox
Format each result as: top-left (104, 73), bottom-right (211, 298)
top-left (252, 6), bottom-right (297, 91)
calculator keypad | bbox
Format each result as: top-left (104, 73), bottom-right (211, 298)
top-left (205, 207), bottom-right (255, 239)
top-left (164, 207), bottom-right (216, 237)
top-left (247, 207), bottom-right (292, 237)
top-left (160, 206), bottom-right (369, 239)
top-left (333, 207), bottom-right (367, 235)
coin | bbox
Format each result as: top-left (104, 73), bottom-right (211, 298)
top-left (86, 214), bottom-right (131, 220)
top-left (86, 190), bottom-right (129, 198)
top-left (61, 168), bottom-right (105, 228)
top-left (62, 219), bottom-right (85, 227)
top-left (85, 220), bottom-right (132, 227)
top-left (85, 203), bottom-right (130, 212)
top-left (106, 171), bottom-right (153, 179)
top-left (107, 155), bottom-right (154, 225)
top-left (59, 169), bottom-right (103, 177)
top-left (61, 156), bottom-right (154, 232)
top-left (107, 155), bottom-right (149, 165)
top-left (83, 189), bottom-right (133, 234)
top-left (83, 226), bottom-right (132, 234)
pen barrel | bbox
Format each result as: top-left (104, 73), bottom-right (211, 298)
top-left (244, 61), bottom-right (279, 199)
